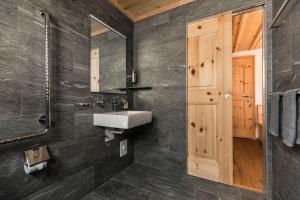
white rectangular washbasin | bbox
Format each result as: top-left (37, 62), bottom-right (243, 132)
top-left (93, 111), bottom-right (152, 129)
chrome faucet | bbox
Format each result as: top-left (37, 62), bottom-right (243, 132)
top-left (112, 99), bottom-right (128, 111)
top-left (95, 99), bottom-right (104, 107)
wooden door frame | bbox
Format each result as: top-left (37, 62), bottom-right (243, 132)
top-left (185, 4), bottom-right (266, 194)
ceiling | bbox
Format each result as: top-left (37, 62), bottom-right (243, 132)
top-left (91, 18), bottom-right (109, 37)
top-left (233, 9), bottom-right (262, 53)
top-left (109, 0), bottom-right (194, 22)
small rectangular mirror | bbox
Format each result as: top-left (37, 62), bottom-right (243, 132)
top-left (90, 16), bottom-right (127, 93)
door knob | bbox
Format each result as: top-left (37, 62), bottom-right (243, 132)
top-left (225, 93), bottom-right (232, 99)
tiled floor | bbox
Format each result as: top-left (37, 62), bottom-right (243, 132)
top-left (81, 163), bottom-right (264, 200)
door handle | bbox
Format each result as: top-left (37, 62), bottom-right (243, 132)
top-left (243, 95), bottom-right (250, 98)
top-left (225, 93), bottom-right (232, 99)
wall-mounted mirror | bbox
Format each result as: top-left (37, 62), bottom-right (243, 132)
top-left (90, 16), bottom-right (127, 93)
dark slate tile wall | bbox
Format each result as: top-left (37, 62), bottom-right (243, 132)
top-left (272, 0), bottom-right (300, 200)
top-left (133, 0), bottom-right (262, 170)
top-left (0, 0), bottom-right (45, 141)
top-left (0, 0), bottom-right (133, 199)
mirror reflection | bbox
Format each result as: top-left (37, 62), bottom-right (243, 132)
top-left (90, 17), bottom-right (126, 93)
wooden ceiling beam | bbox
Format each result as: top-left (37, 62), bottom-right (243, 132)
top-left (234, 14), bottom-right (246, 52)
top-left (233, 15), bottom-right (244, 52)
top-left (250, 24), bottom-right (262, 50)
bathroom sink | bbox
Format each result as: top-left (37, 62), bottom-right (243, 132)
top-left (93, 111), bottom-right (152, 129)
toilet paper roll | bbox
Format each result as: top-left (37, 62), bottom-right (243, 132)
top-left (24, 158), bottom-right (47, 174)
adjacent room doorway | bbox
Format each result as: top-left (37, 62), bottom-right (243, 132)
top-left (232, 8), bottom-right (264, 192)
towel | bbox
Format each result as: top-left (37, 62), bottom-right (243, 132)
top-left (282, 89), bottom-right (299, 147)
top-left (296, 96), bottom-right (300, 145)
top-left (269, 92), bottom-right (283, 137)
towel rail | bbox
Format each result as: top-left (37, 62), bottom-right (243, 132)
top-left (269, 0), bottom-right (291, 29)
top-left (43, 9), bottom-right (51, 129)
top-left (0, 10), bottom-right (51, 145)
top-left (269, 91), bottom-right (300, 97)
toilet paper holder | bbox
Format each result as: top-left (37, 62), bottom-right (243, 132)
top-left (24, 145), bottom-right (50, 174)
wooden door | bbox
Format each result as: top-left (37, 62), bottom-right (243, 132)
top-left (232, 56), bottom-right (255, 139)
top-left (187, 14), bottom-right (233, 184)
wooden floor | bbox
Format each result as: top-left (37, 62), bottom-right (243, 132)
top-left (233, 137), bottom-right (263, 192)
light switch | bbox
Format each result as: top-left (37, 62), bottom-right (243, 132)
top-left (120, 140), bottom-right (127, 157)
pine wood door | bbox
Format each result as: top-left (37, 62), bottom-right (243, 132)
top-left (232, 56), bottom-right (255, 138)
top-left (187, 14), bottom-right (233, 184)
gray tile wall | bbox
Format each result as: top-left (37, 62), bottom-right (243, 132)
top-left (0, 0), bottom-right (133, 199)
top-left (272, 0), bottom-right (300, 200)
top-left (133, 0), bottom-right (262, 171)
